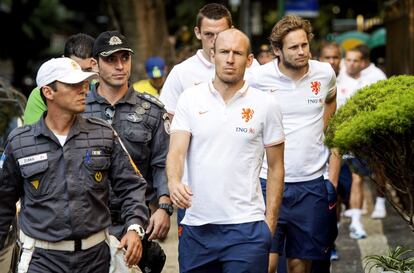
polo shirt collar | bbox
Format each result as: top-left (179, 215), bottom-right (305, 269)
top-left (196, 50), bottom-right (214, 68)
top-left (208, 81), bottom-right (249, 97)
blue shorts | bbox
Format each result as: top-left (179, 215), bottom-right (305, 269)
top-left (346, 157), bottom-right (371, 176)
top-left (337, 163), bottom-right (352, 206)
top-left (177, 208), bottom-right (186, 238)
top-left (272, 176), bottom-right (334, 260)
top-left (179, 221), bottom-right (271, 273)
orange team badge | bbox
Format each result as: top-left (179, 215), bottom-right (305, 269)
top-left (241, 108), bottom-right (254, 122)
top-left (311, 81), bottom-right (321, 95)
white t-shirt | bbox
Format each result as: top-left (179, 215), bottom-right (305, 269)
top-left (248, 59), bottom-right (336, 182)
top-left (171, 81), bottom-right (284, 226)
top-left (53, 133), bottom-right (67, 146)
top-left (160, 50), bottom-right (260, 114)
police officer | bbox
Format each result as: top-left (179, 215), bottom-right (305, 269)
top-left (84, 31), bottom-right (172, 242)
top-left (0, 57), bottom-right (148, 272)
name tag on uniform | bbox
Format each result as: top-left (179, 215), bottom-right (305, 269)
top-left (18, 153), bottom-right (48, 166)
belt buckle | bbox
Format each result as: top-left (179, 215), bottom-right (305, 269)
top-left (74, 239), bottom-right (82, 251)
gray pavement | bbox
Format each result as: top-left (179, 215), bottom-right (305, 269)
top-left (159, 181), bottom-right (414, 273)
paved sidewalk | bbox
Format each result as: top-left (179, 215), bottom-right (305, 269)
top-left (158, 212), bottom-right (179, 273)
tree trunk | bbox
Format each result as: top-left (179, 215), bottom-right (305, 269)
top-left (103, 0), bottom-right (172, 84)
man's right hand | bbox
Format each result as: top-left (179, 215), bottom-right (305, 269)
top-left (168, 181), bottom-right (192, 209)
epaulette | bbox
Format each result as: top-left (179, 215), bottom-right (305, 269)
top-left (6, 125), bottom-right (32, 141)
top-left (136, 92), bottom-right (165, 109)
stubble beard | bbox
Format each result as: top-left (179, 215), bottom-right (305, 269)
top-left (216, 73), bottom-right (243, 86)
top-left (282, 57), bottom-right (309, 71)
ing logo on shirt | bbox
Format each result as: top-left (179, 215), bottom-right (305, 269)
top-left (241, 108), bottom-right (254, 122)
top-left (310, 81), bottom-right (321, 95)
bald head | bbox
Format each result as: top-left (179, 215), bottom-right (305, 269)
top-left (214, 28), bottom-right (251, 55)
top-left (212, 28), bottom-right (253, 87)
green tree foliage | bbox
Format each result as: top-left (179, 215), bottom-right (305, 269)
top-left (325, 75), bottom-right (414, 229)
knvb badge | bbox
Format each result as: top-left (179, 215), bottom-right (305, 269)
top-left (310, 81), bottom-right (321, 95)
top-left (241, 108), bottom-right (254, 122)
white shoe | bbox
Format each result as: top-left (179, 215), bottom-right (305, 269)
top-left (371, 207), bottom-right (387, 219)
top-left (343, 209), bottom-right (354, 218)
top-left (349, 223), bottom-right (367, 240)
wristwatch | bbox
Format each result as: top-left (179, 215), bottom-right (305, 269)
top-left (127, 224), bottom-right (145, 240)
top-left (159, 203), bottom-right (174, 216)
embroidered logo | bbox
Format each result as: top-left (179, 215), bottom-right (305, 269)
top-left (178, 226), bottom-right (183, 237)
top-left (109, 36), bottom-right (122, 45)
top-left (310, 81), bottom-right (321, 95)
top-left (31, 180), bottom-right (40, 190)
top-left (241, 108), bottom-right (254, 122)
top-left (95, 171), bottom-right (103, 182)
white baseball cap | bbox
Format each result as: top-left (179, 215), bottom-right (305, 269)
top-left (36, 57), bottom-right (97, 88)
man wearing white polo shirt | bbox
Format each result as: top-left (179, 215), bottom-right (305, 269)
top-left (249, 15), bottom-right (337, 273)
top-left (166, 29), bottom-right (285, 273)
top-left (160, 3), bottom-right (232, 118)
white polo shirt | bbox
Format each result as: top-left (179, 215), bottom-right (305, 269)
top-left (160, 50), bottom-right (214, 114)
top-left (336, 73), bottom-right (367, 108)
top-left (171, 81), bottom-right (284, 226)
top-left (160, 50), bottom-right (260, 114)
top-left (361, 63), bottom-right (387, 84)
top-left (248, 59), bottom-right (336, 182)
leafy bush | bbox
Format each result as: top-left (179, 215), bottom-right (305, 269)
top-left (326, 75), bottom-right (414, 152)
top-left (364, 246), bottom-right (414, 273)
top-left (325, 75), bottom-right (414, 229)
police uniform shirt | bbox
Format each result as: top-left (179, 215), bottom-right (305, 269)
top-left (0, 115), bottom-right (148, 245)
top-left (84, 84), bottom-right (169, 203)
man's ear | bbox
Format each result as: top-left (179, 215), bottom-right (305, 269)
top-left (273, 47), bottom-right (281, 59)
top-left (91, 58), bottom-right (99, 73)
top-left (246, 53), bottom-right (254, 68)
top-left (194, 26), bottom-right (202, 40)
top-left (42, 86), bottom-right (54, 101)
top-left (210, 48), bottom-right (215, 64)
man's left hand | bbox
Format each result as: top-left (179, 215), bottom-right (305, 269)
top-left (118, 230), bottom-right (143, 267)
top-left (146, 208), bottom-right (171, 240)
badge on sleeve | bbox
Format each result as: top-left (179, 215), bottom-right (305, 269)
top-left (162, 113), bottom-right (171, 134)
top-left (0, 153), bottom-right (6, 169)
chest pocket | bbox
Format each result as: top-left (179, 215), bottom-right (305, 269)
top-left (20, 160), bottom-right (51, 197)
top-left (84, 156), bottom-right (111, 190)
top-left (124, 129), bottom-right (152, 143)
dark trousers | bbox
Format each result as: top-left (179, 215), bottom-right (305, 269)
top-left (27, 241), bottom-right (109, 273)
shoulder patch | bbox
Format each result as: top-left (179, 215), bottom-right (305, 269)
top-left (7, 125), bottom-right (32, 141)
top-left (136, 92), bottom-right (165, 109)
